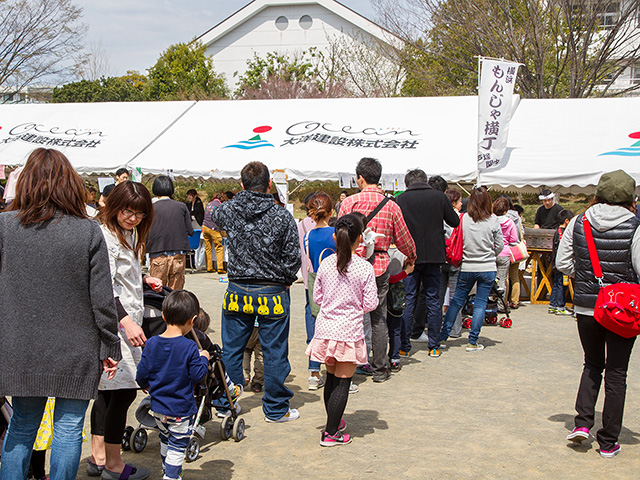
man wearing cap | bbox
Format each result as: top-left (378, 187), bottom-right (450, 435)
top-left (534, 189), bottom-right (564, 229)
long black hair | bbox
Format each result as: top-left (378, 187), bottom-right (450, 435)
top-left (335, 214), bottom-right (363, 275)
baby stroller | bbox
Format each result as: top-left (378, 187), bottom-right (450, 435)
top-left (461, 279), bottom-right (513, 329)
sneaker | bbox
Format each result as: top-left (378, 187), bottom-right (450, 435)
top-left (599, 444), bottom-right (621, 458)
top-left (466, 343), bottom-right (485, 352)
top-left (265, 408), bottom-right (300, 423)
top-left (251, 383), bottom-right (263, 393)
top-left (389, 361), bottom-right (402, 372)
top-left (355, 364), bottom-right (373, 376)
top-left (308, 375), bottom-right (325, 390)
top-left (349, 382), bottom-right (359, 394)
top-left (556, 308), bottom-right (574, 316)
top-left (101, 465), bottom-right (150, 480)
top-left (87, 460), bottom-right (104, 477)
top-left (320, 430), bottom-right (352, 447)
top-left (439, 342), bottom-right (447, 349)
top-left (338, 419), bottom-right (347, 431)
top-left (429, 348), bottom-right (442, 357)
top-left (566, 427), bottom-right (590, 443)
top-left (449, 333), bottom-right (461, 338)
top-left (509, 302), bottom-right (519, 310)
top-left (216, 401), bottom-right (241, 418)
top-left (372, 370), bottom-right (391, 383)
top-left (412, 332), bottom-right (429, 343)
top-left (548, 307), bottom-right (557, 314)
top-left (398, 350), bottom-right (410, 357)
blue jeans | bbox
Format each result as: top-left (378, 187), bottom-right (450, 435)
top-left (402, 264), bottom-right (442, 349)
top-left (549, 271), bottom-right (566, 308)
top-left (305, 290), bottom-right (321, 372)
top-left (221, 282), bottom-right (293, 420)
top-left (440, 271), bottom-right (497, 345)
top-left (1, 396), bottom-right (89, 480)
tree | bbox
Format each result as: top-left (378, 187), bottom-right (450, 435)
top-left (75, 40), bottom-right (112, 81)
top-left (376, 0), bottom-right (640, 98)
top-left (147, 41), bottom-right (228, 100)
top-left (0, 0), bottom-right (86, 99)
top-left (51, 71), bottom-right (148, 102)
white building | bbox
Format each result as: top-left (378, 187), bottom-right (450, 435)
top-left (196, 0), bottom-right (402, 92)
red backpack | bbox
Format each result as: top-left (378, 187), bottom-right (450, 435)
top-left (583, 214), bottom-right (640, 338)
top-left (446, 213), bottom-right (464, 268)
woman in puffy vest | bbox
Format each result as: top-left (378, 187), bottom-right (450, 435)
top-left (556, 170), bottom-right (640, 458)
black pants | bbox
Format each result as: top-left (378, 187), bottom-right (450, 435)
top-left (90, 389), bottom-right (138, 444)
top-left (575, 314), bottom-right (636, 450)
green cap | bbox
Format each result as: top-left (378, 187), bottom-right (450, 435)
top-left (595, 170), bottom-right (636, 204)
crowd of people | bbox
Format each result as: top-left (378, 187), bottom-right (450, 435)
top-left (0, 148), bottom-right (637, 480)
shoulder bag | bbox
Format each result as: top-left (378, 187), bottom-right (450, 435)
top-left (446, 213), bottom-right (464, 268)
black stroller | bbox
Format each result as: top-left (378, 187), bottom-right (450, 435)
top-left (461, 279), bottom-right (513, 329)
top-left (122, 286), bottom-right (245, 462)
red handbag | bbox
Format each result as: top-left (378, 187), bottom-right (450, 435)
top-left (446, 213), bottom-right (464, 268)
top-left (583, 214), bottom-right (640, 338)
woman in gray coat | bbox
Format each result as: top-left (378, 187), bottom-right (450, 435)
top-left (0, 148), bottom-right (122, 480)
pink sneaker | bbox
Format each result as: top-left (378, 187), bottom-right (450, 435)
top-left (338, 419), bottom-right (347, 432)
top-left (566, 427), bottom-right (590, 443)
top-left (320, 430), bottom-right (352, 447)
top-left (599, 444), bottom-right (621, 458)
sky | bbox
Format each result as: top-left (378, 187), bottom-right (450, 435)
top-left (76, 0), bottom-right (377, 77)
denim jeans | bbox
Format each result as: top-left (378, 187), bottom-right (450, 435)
top-left (304, 290), bottom-right (321, 372)
top-left (1, 396), bottom-right (89, 480)
top-left (221, 282), bottom-right (293, 420)
top-left (402, 264), bottom-right (442, 349)
top-left (549, 271), bottom-right (566, 308)
top-left (440, 271), bottom-right (496, 345)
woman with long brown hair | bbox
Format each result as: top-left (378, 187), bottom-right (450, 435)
top-left (0, 148), bottom-right (121, 480)
top-left (88, 181), bottom-right (161, 480)
top-left (439, 187), bottom-right (503, 351)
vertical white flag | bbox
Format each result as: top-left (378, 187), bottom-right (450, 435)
top-left (477, 58), bottom-right (520, 172)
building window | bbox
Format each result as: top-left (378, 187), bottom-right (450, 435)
top-left (299, 15), bottom-right (313, 30)
top-left (598, 2), bottom-right (620, 28)
top-left (275, 16), bottom-right (289, 31)
top-left (632, 66), bottom-right (640, 85)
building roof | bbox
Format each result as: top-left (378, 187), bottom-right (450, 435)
top-left (196, 0), bottom-right (401, 48)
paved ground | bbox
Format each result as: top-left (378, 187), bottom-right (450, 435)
top-left (75, 272), bottom-right (640, 479)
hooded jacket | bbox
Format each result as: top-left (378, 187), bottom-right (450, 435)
top-left (211, 190), bottom-right (301, 285)
top-left (556, 203), bottom-right (640, 315)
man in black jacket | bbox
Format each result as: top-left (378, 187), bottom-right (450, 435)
top-left (212, 161), bottom-right (302, 423)
top-left (396, 169), bottom-right (459, 358)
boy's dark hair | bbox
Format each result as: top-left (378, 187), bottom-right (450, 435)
top-left (558, 209), bottom-right (574, 224)
top-left (404, 169), bottom-right (428, 188)
top-left (152, 175), bottom-right (175, 197)
top-left (241, 161), bottom-right (270, 192)
top-left (513, 204), bottom-right (524, 215)
top-left (116, 168), bottom-right (129, 177)
top-left (186, 189), bottom-right (198, 197)
top-left (428, 175), bottom-right (448, 193)
top-left (340, 190), bottom-right (348, 196)
top-left (225, 190), bottom-right (235, 199)
top-left (162, 290), bottom-right (200, 326)
top-left (194, 308), bottom-right (210, 332)
top-left (350, 211), bottom-right (367, 230)
top-left (356, 157), bottom-right (382, 185)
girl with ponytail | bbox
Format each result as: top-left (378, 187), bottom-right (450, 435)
top-left (305, 214), bottom-right (379, 446)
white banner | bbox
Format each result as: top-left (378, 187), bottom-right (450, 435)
top-left (477, 58), bottom-right (520, 172)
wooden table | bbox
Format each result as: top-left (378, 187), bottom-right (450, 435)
top-left (518, 247), bottom-right (573, 305)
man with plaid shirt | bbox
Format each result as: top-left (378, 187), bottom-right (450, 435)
top-left (338, 157), bottom-right (416, 382)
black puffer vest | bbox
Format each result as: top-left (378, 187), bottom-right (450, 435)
top-left (573, 214), bottom-right (640, 309)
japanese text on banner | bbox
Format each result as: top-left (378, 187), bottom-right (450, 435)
top-left (477, 59), bottom-right (519, 171)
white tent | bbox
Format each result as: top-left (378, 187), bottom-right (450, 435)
top-left (0, 96), bottom-right (639, 191)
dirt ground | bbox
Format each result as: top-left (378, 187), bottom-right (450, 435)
top-left (73, 272), bottom-right (640, 479)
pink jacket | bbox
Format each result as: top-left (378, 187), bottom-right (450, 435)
top-left (498, 216), bottom-right (518, 257)
top-left (313, 254), bottom-right (378, 342)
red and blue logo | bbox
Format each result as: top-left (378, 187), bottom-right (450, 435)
top-left (600, 132), bottom-right (640, 157)
top-left (223, 126), bottom-right (275, 150)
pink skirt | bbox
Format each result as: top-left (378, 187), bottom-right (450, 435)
top-left (305, 338), bottom-right (368, 365)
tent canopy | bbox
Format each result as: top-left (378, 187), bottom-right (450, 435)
top-left (0, 96), bottom-right (639, 191)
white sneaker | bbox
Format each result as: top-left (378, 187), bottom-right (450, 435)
top-left (265, 408), bottom-right (300, 423)
top-left (308, 375), bottom-right (325, 390)
top-left (412, 332), bottom-right (429, 343)
top-left (349, 382), bottom-right (359, 394)
top-left (216, 401), bottom-right (241, 418)
top-left (466, 343), bottom-right (485, 352)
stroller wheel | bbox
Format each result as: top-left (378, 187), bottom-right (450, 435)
top-left (185, 437), bottom-right (200, 462)
top-left (220, 416), bottom-right (233, 440)
top-left (462, 318), bottom-right (471, 329)
top-left (122, 426), bottom-right (134, 451)
top-left (500, 317), bottom-right (513, 329)
top-left (131, 428), bottom-right (147, 453)
top-left (485, 316), bottom-right (498, 325)
top-left (233, 417), bottom-right (245, 442)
